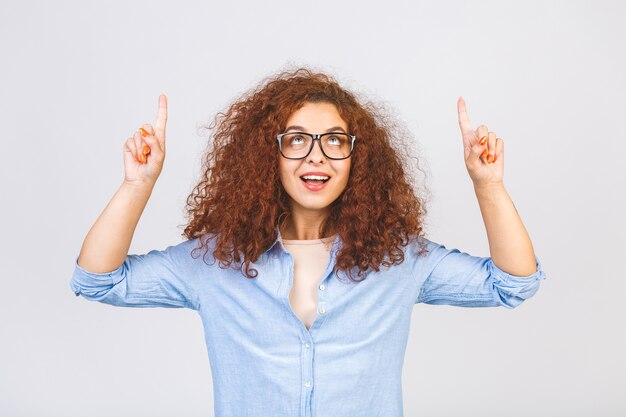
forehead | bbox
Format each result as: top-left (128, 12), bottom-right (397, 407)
top-left (285, 102), bottom-right (348, 130)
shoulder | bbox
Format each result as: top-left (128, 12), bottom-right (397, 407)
top-left (161, 233), bottom-right (219, 263)
top-left (404, 234), bottom-right (441, 257)
top-left (399, 234), bottom-right (456, 274)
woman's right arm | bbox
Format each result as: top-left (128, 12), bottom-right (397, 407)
top-left (71, 94), bottom-right (199, 310)
top-left (76, 181), bottom-right (155, 273)
top-left (77, 94), bottom-right (168, 273)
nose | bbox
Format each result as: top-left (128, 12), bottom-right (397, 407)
top-left (307, 138), bottom-right (326, 163)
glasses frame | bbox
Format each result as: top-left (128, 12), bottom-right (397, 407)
top-left (276, 132), bottom-right (356, 160)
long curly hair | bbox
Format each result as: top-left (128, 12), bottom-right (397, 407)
top-left (182, 66), bottom-right (430, 281)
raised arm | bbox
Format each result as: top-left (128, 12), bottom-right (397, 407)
top-left (457, 97), bottom-right (537, 276)
top-left (77, 94), bottom-right (168, 273)
top-left (70, 94), bottom-right (199, 310)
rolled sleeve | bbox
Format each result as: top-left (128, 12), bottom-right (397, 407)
top-left (488, 255), bottom-right (546, 308)
top-left (414, 238), bottom-right (547, 309)
top-left (70, 240), bottom-right (199, 310)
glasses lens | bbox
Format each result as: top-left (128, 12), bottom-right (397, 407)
top-left (280, 133), bottom-right (313, 158)
top-left (321, 133), bottom-right (352, 159)
top-left (279, 133), bottom-right (353, 159)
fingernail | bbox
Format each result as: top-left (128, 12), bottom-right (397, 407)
top-left (479, 136), bottom-right (488, 146)
top-left (481, 149), bottom-right (488, 158)
top-left (139, 128), bottom-right (149, 137)
top-left (493, 155), bottom-right (497, 163)
top-left (135, 155), bottom-right (142, 163)
top-left (142, 145), bottom-right (150, 155)
top-left (487, 154), bottom-right (493, 163)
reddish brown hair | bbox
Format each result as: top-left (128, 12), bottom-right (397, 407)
top-left (182, 67), bottom-right (430, 281)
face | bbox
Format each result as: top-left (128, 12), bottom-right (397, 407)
top-left (278, 102), bottom-right (352, 216)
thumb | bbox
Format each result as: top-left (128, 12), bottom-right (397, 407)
top-left (142, 131), bottom-right (165, 160)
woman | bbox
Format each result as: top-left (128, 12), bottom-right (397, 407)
top-left (70, 68), bottom-right (546, 417)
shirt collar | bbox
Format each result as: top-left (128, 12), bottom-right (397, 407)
top-left (265, 225), bottom-right (342, 256)
top-left (264, 226), bottom-right (283, 255)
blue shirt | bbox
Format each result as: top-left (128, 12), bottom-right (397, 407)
top-left (70, 229), bottom-right (546, 417)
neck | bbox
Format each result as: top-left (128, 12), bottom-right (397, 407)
top-left (280, 206), bottom-right (332, 240)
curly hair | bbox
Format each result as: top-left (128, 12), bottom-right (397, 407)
top-left (182, 66), bottom-right (430, 281)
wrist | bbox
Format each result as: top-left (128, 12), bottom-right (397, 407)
top-left (122, 179), bottom-right (155, 194)
top-left (473, 181), bottom-right (505, 194)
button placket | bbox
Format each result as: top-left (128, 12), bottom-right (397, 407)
top-left (301, 337), bottom-right (314, 416)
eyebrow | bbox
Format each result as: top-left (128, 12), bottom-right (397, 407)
top-left (285, 125), bottom-right (346, 133)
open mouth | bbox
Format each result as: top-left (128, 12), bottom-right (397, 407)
top-left (299, 175), bottom-right (331, 185)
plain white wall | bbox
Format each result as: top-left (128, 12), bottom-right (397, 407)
top-left (1, 0), bottom-right (624, 415)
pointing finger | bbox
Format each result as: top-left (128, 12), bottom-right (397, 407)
top-left (457, 96), bottom-right (473, 136)
top-left (155, 93), bottom-right (168, 143)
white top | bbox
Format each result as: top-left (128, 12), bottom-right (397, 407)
top-left (282, 236), bottom-right (335, 329)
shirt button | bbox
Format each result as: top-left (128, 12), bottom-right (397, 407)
top-left (319, 284), bottom-right (325, 290)
top-left (304, 342), bottom-right (311, 348)
top-left (304, 381), bottom-right (312, 388)
top-left (319, 307), bottom-right (326, 315)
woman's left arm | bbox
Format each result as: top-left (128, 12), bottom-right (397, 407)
top-left (457, 97), bottom-right (537, 276)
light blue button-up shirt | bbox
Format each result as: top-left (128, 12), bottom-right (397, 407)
top-left (70, 229), bottom-right (546, 417)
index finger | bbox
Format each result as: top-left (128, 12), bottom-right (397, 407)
top-left (155, 93), bottom-right (168, 141)
top-left (457, 96), bottom-right (473, 135)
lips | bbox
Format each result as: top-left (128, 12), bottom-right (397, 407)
top-left (297, 171), bottom-right (332, 191)
top-left (300, 171), bottom-right (331, 178)
top-left (299, 176), bottom-right (330, 191)
top-left (299, 176), bottom-right (330, 183)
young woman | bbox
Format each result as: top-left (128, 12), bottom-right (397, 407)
top-left (70, 68), bottom-right (546, 417)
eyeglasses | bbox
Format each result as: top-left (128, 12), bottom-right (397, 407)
top-left (276, 132), bottom-right (356, 160)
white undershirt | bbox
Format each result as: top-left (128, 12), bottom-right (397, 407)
top-left (282, 236), bottom-right (334, 330)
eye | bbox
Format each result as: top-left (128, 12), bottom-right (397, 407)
top-left (327, 135), bottom-right (346, 146)
top-left (290, 135), bottom-right (305, 144)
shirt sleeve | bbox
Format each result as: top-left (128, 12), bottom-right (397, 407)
top-left (414, 237), bottom-right (547, 309)
top-left (69, 239), bottom-right (200, 310)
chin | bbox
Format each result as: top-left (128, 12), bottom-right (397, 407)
top-left (282, 178), bottom-right (346, 213)
top-left (295, 199), bottom-right (335, 211)
top-left (288, 192), bottom-right (337, 211)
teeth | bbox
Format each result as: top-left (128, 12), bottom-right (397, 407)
top-left (302, 175), bottom-right (330, 181)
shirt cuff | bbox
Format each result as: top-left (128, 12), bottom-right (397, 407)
top-left (488, 255), bottom-right (547, 308)
top-left (70, 256), bottom-right (125, 295)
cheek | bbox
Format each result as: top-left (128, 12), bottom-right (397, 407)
top-left (336, 161), bottom-right (351, 185)
top-left (278, 160), bottom-right (297, 186)
top-left (278, 159), bottom-right (288, 179)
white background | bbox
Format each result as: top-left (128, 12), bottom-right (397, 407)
top-left (1, 0), bottom-right (624, 415)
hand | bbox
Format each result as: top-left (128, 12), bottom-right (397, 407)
top-left (457, 96), bottom-right (504, 187)
top-left (123, 94), bottom-right (168, 186)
